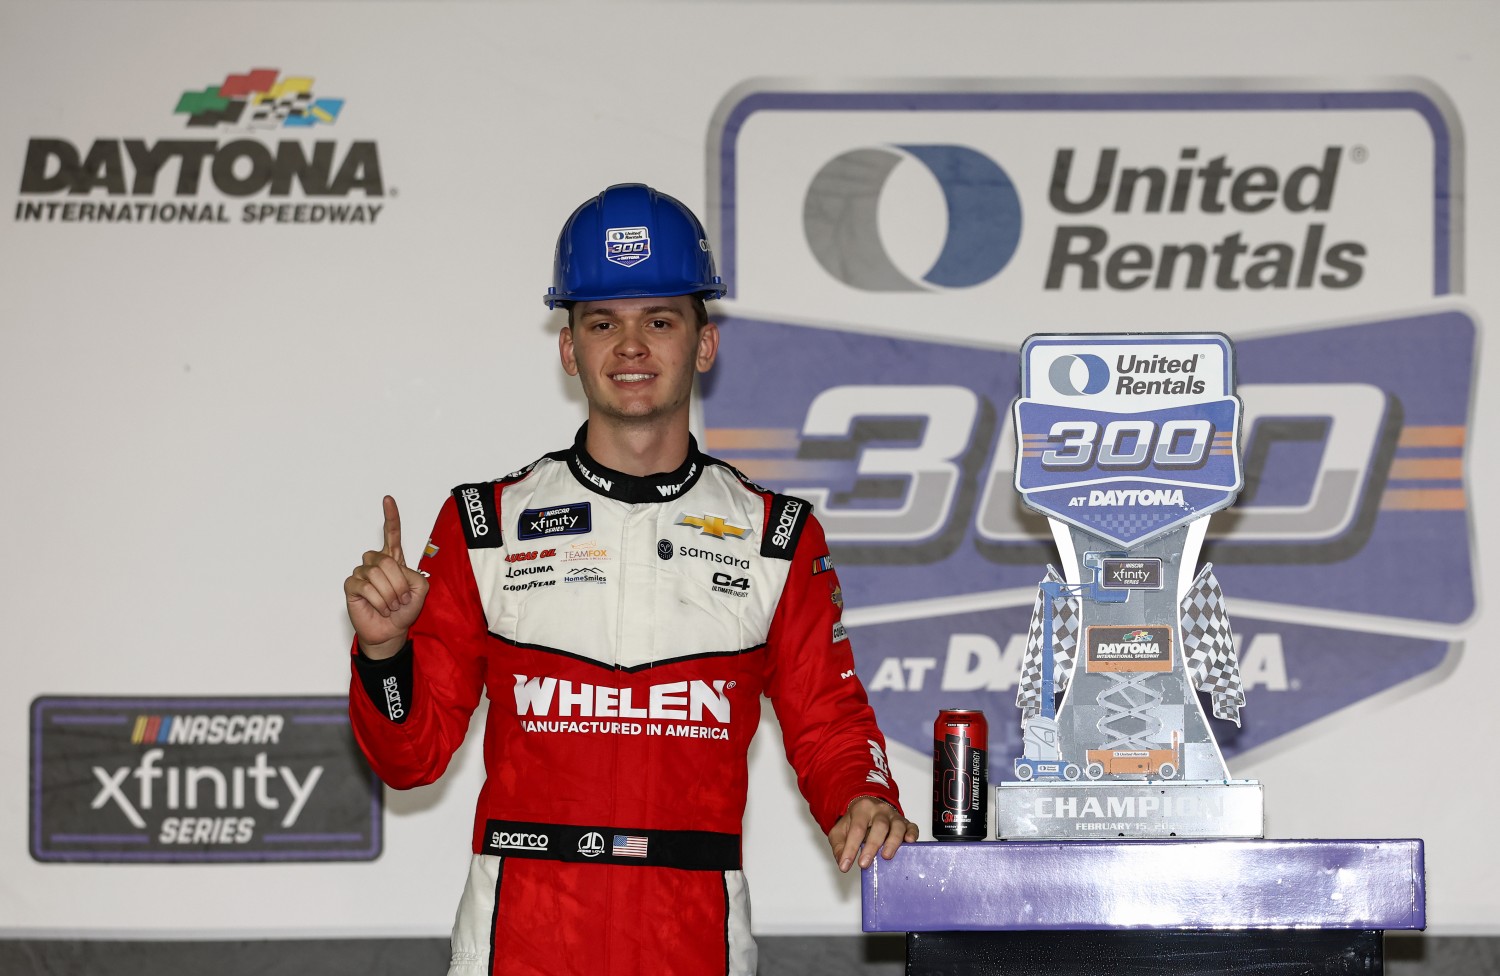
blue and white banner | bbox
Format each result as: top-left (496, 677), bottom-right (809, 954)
top-left (704, 78), bottom-right (1473, 776)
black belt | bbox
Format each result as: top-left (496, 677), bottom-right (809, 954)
top-left (483, 819), bottom-right (741, 871)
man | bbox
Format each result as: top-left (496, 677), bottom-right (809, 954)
top-left (344, 183), bottom-right (917, 976)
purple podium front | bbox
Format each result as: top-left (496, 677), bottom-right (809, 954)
top-left (863, 839), bottom-right (1425, 975)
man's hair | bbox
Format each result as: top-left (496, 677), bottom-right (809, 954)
top-left (566, 296), bottom-right (710, 330)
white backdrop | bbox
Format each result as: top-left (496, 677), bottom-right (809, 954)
top-left (2, 0), bottom-right (1496, 940)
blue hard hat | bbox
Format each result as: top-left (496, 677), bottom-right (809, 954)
top-left (544, 183), bottom-right (726, 309)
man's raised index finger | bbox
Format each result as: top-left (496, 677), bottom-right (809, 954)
top-left (382, 495), bottom-right (404, 563)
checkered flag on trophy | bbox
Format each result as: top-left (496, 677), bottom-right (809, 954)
top-left (1016, 566), bottom-right (1081, 720)
top-left (1179, 562), bottom-right (1245, 726)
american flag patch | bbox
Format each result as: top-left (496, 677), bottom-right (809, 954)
top-left (612, 834), bottom-right (648, 858)
top-left (812, 555), bottom-right (834, 575)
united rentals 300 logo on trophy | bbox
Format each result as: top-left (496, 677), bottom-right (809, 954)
top-left (996, 333), bottom-right (1264, 839)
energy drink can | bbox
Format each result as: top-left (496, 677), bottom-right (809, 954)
top-left (932, 709), bottom-right (988, 841)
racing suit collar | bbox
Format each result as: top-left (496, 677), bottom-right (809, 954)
top-left (564, 423), bottom-right (706, 504)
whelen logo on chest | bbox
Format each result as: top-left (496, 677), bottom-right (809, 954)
top-left (513, 675), bottom-right (732, 722)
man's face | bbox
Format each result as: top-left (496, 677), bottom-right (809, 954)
top-left (559, 295), bottom-right (719, 427)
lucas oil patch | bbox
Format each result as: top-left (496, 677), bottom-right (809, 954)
top-left (605, 226), bottom-right (651, 268)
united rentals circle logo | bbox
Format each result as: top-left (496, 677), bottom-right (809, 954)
top-left (1048, 354), bottom-right (1111, 396)
top-left (802, 144), bottom-right (1023, 291)
top-left (15, 68), bottom-right (387, 227)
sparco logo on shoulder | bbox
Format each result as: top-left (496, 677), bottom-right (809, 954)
top-left (461, 486), bottom-right (489, 536)
top-left (772, 500), bottom-right (803, 550)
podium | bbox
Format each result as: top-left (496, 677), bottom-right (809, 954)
top-left (862, 839), bottom-right (1426, 975)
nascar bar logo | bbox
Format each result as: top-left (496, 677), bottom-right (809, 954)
top-left (30, 697), bottom-right (382, 862)
top-left (15, 68), bottom-right (385, 226)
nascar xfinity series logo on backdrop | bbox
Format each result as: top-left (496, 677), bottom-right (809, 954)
top-left (14, 68), bottom-right (386, 226)
top-left (30, 697), bottom-right (382, 862)
top-left (701, 78), bottom-right (1472, 766)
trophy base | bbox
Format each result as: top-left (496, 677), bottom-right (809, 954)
top-left (995, 780), bottom-right (1264, 840)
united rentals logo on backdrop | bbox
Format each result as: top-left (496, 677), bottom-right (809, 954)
top-left (14, 68), bottom-right (386, 226)
top-left (30, 697), bottom-right (382, 862)
top-left (701, 80), bottom-right (1471, 765)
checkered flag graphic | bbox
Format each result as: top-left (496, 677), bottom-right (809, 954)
top-left (1016, 567), bottom-right (1081, 721)
top-left (249, 90), bottom-right (314, 129)
top-left (1089, 509), bottom-right (1194, 543)
top-left (1179, 562), bottom-right (1244, 726)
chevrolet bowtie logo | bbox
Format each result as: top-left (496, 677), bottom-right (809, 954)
top-left (677, 513), bottom-right (750, 540)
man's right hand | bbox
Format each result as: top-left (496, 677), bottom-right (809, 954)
top-left (344, 495), bottom-right (430, 660)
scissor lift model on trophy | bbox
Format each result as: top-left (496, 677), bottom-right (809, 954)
top-left (996, 333), bottom-right (1264, 840)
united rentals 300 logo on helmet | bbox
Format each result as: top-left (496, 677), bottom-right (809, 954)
top-left (605, 226), bottom-right (652, 268)
top-left (15, 68), bottom-right (386, 227)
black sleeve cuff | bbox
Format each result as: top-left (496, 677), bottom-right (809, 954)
top-left (354, 639), bottom-right (413, 724)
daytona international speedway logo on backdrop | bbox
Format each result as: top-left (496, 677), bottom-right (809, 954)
top-left (14, 67), bottom-right (387, 226)
top-left (702, 79), bottom-right (1473, 766)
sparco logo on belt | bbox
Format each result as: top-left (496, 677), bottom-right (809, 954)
top-left (491, 829), bottom-right (550, 851)
top-left (461, 486), bottom-right (489, 536)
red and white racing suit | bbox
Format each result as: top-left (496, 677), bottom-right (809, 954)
top-left (349, 427), bottom-right (902, 976)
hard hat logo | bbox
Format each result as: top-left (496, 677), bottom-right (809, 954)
top-left (605, 226), bottom-right (651, 269)
top-left (544, 182), bottom-right (726, 308)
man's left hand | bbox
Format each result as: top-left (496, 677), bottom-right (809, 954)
top-left (827, 796), bottom-right (919, 872)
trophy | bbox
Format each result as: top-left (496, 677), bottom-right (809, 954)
top-left (996, 333), bottom-right (1263, 839)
